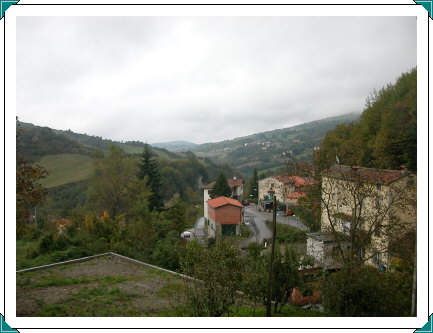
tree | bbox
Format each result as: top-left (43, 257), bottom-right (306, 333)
top-left (121, 178), bottom-right (156, 261)
top-left (87, 144), bottom-right (135, 218)
top-left (322, 264), bottom-right (413, 316)
top-left (181, 241), bottom-right (245, 316)
top-left (16, 119), bottom-right (48, 237)
top-left (166, 197), bottom-right (187, 237)
top-left (248, 169), bottom-right (259, 200)
top-left (315, 68), bottom-right (417, 173)
top-left (242, 243), bottom-right (305, 314)
top-left (138, 144), bottom-right (163, 211)
top-left (209, 172), bottom-right (232, 199)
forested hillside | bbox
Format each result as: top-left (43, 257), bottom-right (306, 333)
top-left (18, 122), bottom-right (180, 161)
top-left (314, 68), bottom-right (416, 172)
top-left (192, 113), bottom-right (360, 177)
top-left (17, 122), bottom-right (237, 212)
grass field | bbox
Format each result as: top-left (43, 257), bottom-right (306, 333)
top-left (36, 154), bottom-right (94, 188)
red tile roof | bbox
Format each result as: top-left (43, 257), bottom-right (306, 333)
top-left (207, 196), bottom-right (243, 209)
top-left (202, 178), bottom-right (244, 189)
top-left (324, 164), bottom-right (412, 184)
top-left (274, 175), bottom-right (315, 187)
top-left (228, 178), bottom-right (244, 188)
top-left (287, 192), bottom-right (306, 199)
top-left (202, 181), bottom-right (216, 189)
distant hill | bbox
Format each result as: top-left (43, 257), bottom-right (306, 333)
top-left (17, 121), bottom-right (238, 211)
top-left (192, 113), bottom-right (360, 177)
top-left (151, 140), bottom-right (198, 152)
top-left (17, 121), bottom-right (180, 161)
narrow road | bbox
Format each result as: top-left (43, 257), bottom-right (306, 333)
top-left (239, 204), bottom-right (309, 249)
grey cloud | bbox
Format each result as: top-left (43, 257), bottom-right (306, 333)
top-left (16, 16), bottom-right (416, 144)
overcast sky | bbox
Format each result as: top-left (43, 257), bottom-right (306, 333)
top-left (16, 16), bottom-right (416, 144)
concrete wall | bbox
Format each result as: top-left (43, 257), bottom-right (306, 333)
top-left (203, 189), bottom-right (211, 219)
top-left (306, 236), bottom-right (324, 265)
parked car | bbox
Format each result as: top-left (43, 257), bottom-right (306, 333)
top-left (285, 209), bottom-right (294, 216)
top-left (242, 200), bottom-right (250, 206)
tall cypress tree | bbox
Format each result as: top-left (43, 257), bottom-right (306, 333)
top-left (248, 169), bottom-right (259, 199)
top-left (138, 144), bottom-right (163, 211)
top-left (209, 172), bottom-right (232, 199)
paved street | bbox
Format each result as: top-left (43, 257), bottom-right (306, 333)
top-left (239, 204), bottom-right (309, 249)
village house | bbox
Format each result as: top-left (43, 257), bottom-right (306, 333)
top-left (258, 175), bottom-right (314, 207)
top-left (206, 196), bottom-right (243, 238)
top-left (286, 191), bottom-right (307, 206)
top-left (306, 164), bottom-right (416, 269)
top-left (202, 177), bottom-right (244, 219)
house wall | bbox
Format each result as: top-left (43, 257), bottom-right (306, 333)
top-left (306, 237), bottom-right (325, 266)
top-left (203, 189), bottom-right (211, 219)
top-left (232, 185), bottom-right (244, 200)
top-left (207, 204), bottom-right (242, 237)
top-left (290, 287), bottom-right (321, 306)
top-left (258, 177), bottom-right (294, 202)
top-left (287, 197), bottom-right (299, 206)
top-left (207, 217), bottom-right (216, 238)
top-left (208, 205), bottom-right (242, 224)
top-left (320, 173), bottom-right (416, 267)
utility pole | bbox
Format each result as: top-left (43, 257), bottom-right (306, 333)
top-left (266, 195), bottom-right (277, 316)
top-left (411, 235), bottom-right (417, 316)
top-left (34, 206), bottom-right (37, 229)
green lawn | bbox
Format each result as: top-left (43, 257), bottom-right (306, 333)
top-left (36, 154), bottom-right (94, 188)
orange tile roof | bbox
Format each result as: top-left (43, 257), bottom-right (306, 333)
top-left (207, 196), bottom-right (243, 209)
top-left (202, 181), bottom-right (216, 189)
top-left (228, 178), bottom-right (244, 188)
top-left (287, 192), bottom-right (306, 199)
top-left (274, 175), bottom-right (315, 187)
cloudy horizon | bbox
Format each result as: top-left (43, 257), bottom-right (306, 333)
top-left (17, 16), bottom-right (416, 144)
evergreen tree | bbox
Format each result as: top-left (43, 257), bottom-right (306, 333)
top-left (166, 197), bottom-right (187, 236)
top-left (138, 144), bottom-right (163, 211)
top-left (248, 169), bottom-right (259, 199)
top-left (209, 172), bottom-right (232, 199)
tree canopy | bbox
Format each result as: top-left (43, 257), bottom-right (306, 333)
top-left (209, 172), bottom-right (232, 199)
top-left (138, 144), bottom-right (163, 211)
top-left (315, 68), bottom-right (417, 172)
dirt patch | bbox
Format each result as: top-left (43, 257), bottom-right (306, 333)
top-left (16, 255), bottom-right (188, 317)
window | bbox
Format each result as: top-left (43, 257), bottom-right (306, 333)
top-left (303, 288), bottom-right (313, 297)
top-left (371, 252), bottom-right (382, 265)
top-left (337, 218), bottom-right (351, 234)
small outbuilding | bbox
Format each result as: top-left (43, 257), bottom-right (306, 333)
top-left (206, 196), bottom-right (243, 238)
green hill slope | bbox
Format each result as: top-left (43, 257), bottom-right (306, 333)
top-left (192, 112), bottom-right (360, 176)
top-left (36, 154), bottom-right (94, 189)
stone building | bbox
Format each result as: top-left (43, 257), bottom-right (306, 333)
top-left (307, 164), bottom-right (416, 269)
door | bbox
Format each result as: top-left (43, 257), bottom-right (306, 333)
top-left (222, 224), bottom-right (236, 236)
